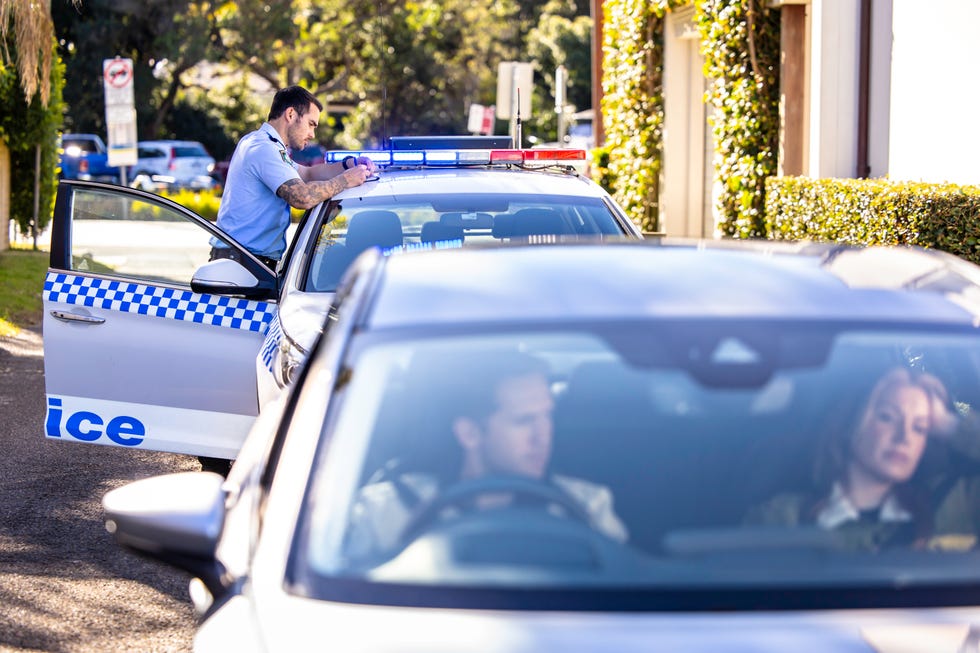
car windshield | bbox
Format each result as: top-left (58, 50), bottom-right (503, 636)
top-left (290, 322), bottom-right (980, 607)
top-left (302, 195), bottom-right (626, 292)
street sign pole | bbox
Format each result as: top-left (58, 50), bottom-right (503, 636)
top-left (103, 57), bottom-right (138, 182)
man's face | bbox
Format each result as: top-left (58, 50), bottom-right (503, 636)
top-left (285, 103), bottom-right (320, 151)
top-left (460, 373), bottom-right (554, 479)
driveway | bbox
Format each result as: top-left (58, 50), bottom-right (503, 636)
top-left (0, 327), bottom-right (197, 652)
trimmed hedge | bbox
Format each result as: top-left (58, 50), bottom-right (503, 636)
top-left (766, 176), bottom-right (980, 264)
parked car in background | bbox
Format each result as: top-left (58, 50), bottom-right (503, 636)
top-left (104, 240), bottom-right (980, 651)
top-left (129, 140), bottom-right (216, 192)
top-left (59, 133), bottom-right (121, 183)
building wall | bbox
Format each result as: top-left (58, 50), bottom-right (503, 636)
top-left (888, 0), bottom-right (980, 185)
top-left (661, 5), bottom-right (716, 238)
top-left (807, 0), bottom-right (862, 179)
top-left (866, 0), bottom-right (893, 178)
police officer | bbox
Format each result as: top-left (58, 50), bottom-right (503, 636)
top-left (210, 85), bottom-right (376, 270)
top-left (202, 86), bottom-right (375, 476)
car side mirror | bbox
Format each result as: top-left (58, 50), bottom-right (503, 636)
top-left (103, 471), bottom-right (227, 595)
top-left (191, 258), bottom-right (275, 299)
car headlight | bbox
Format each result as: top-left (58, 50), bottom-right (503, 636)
top-left (273, 335), bottom-right (305, 389)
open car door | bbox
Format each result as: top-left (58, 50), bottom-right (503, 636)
top-left (42, 181), bottom-right (278, 459)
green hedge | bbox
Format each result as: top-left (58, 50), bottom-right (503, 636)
top-left (597, 0), bottom-right (671, 233)
top-left (160, 188), bottom-right (221, 221)
top-left (697, 0), bottom-right (780, 238)
top-left (598, 0), bottom-right (780, 237)
top-left (766, 176), bottom-right (980, 264)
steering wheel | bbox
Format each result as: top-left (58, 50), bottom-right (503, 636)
top-left (397, 475), bottom-right (593, 547)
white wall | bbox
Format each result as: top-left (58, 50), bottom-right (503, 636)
top-left (808, 0), bottom-right (862, 179)
top-left (662, 6), bottom-right (712, 237)
top-left (867, 0), bottom-right (893, 178)
top-left (888, 0), bottom-right (980, 184)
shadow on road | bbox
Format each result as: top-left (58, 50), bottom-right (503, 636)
top-left (0, 327), bottom-right (198, 652)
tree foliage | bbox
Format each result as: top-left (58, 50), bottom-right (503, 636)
top-left (697, 0), bottom-right (780, 237)
top-left (0, 0), bottom-right (69, 106)
top-left (51, 0), bottom-right (588, 152)
top-left (0, 41), bottom-right (64, 238)
top-left (597, 0), bottom-right (780, 236)
top-left (597, 0), bottom-right (671, 232)
top-left (525, 0), bottom-right (592, 143)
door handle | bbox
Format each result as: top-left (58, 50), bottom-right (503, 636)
top-left (50, 310), bottom-right (106, 325)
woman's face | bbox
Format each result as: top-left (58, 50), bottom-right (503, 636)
top-left (850, 382), bottom-right (931, 485)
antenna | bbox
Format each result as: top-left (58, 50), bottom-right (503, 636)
top-left (378, 0), bottom-right (389, 148)
top-left (515, 88), bottom-right (522, 149)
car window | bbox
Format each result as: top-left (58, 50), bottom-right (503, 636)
top-left (303, 194), bottom-right (627, 292)
top-left (291, 325), bottom-right (980, 603)
top-left (137, 147), bottom-right (165, 159)
top-left (173, 144), bottom-right (209, 158)
top-left (68, 187), bottom-right (232, 285)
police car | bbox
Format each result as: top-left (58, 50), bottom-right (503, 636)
top-left (42, 137), bottom-right (640, 461)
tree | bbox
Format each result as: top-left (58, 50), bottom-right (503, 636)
top-left (525, 0), bottom-right (592, 143)
top-left (53, 0), bottom-right (219, 137)
top-left (340, 0), bottom-right (521, 147)
top-left (0, 0), bottom-right (70, 106)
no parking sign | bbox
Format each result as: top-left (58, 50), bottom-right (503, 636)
top-left (102, 57), bottom-right (137, 168)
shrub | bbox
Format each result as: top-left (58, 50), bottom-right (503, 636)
top-left (766, 176), bottom-right (980, 264)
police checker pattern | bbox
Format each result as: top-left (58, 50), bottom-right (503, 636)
top-left (44, 272), bottom-right (275, 333)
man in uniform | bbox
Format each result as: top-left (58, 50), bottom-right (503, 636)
top-left (201, 86), bottom-right (375, 475)
top-left (211, 85), bottom-right (376, 269)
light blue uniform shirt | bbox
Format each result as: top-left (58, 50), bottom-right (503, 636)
top-left (215, 123), bottom-right (300, 259)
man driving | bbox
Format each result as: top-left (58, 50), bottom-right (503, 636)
top-left (344, 350), bottom-right (628, 561)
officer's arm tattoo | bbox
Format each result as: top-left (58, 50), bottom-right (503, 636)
top-left (277, 176), bottom-right (349, 210)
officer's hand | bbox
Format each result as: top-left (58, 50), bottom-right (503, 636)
top-left (342, 164), bottom-right (371, 188)
top-left (355, 155), bottom-right (377, 174)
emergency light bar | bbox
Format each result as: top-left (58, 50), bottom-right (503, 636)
top-left (324, 148), bottom-right (585, 167)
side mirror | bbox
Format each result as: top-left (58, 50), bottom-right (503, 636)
top-left (103, 471), bottom-right (227, 594)
top-left (191, 258), bottom-right (275, 299)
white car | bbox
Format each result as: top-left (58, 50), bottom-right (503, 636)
top-left (129, 140), bottom-right (216, 191)
top-left (104, 240), bottom-right (980, 651)
top-left (41, 138), bottom-right (640, 461)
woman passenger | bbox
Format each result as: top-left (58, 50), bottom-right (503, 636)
top-left (747, 366), bottom-right (977, 551)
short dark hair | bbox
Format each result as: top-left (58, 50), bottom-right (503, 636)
top-left (454, 350), bottom-right (550, 424)
top-left (268, 85), bottom-right (322, 121)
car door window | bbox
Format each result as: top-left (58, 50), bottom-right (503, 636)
top-left (69, 187), bottom-right (230, 285)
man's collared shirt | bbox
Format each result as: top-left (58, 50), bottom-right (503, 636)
top-left (215, 123), bottom-right (300, 259)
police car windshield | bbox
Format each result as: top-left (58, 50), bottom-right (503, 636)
top-left (302, 194), bottom-right (627, 293)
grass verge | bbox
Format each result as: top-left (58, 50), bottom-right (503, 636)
top-left (0, 246), bottom-right (48, 337)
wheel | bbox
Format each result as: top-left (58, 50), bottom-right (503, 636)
top-left (398, 474), bottom-right (592, 546)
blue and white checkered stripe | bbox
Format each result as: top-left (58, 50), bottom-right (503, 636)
top-left (44, 272), bottom-right (276, 334)
top-left (259, 314), bottom-right (283, 371)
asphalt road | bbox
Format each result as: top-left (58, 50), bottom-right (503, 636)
top-left (0, 327), bottom-right (198, 652)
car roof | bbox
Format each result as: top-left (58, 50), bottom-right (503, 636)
top-left (335, 166), bottom-right (610, 200)
top-left (363, 240), bottom-right (980, 329)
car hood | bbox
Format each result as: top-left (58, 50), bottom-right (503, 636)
top-left (277, 289), bottom-right (334, 354)
top-left (197, 595), bottom-right (980, 652)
